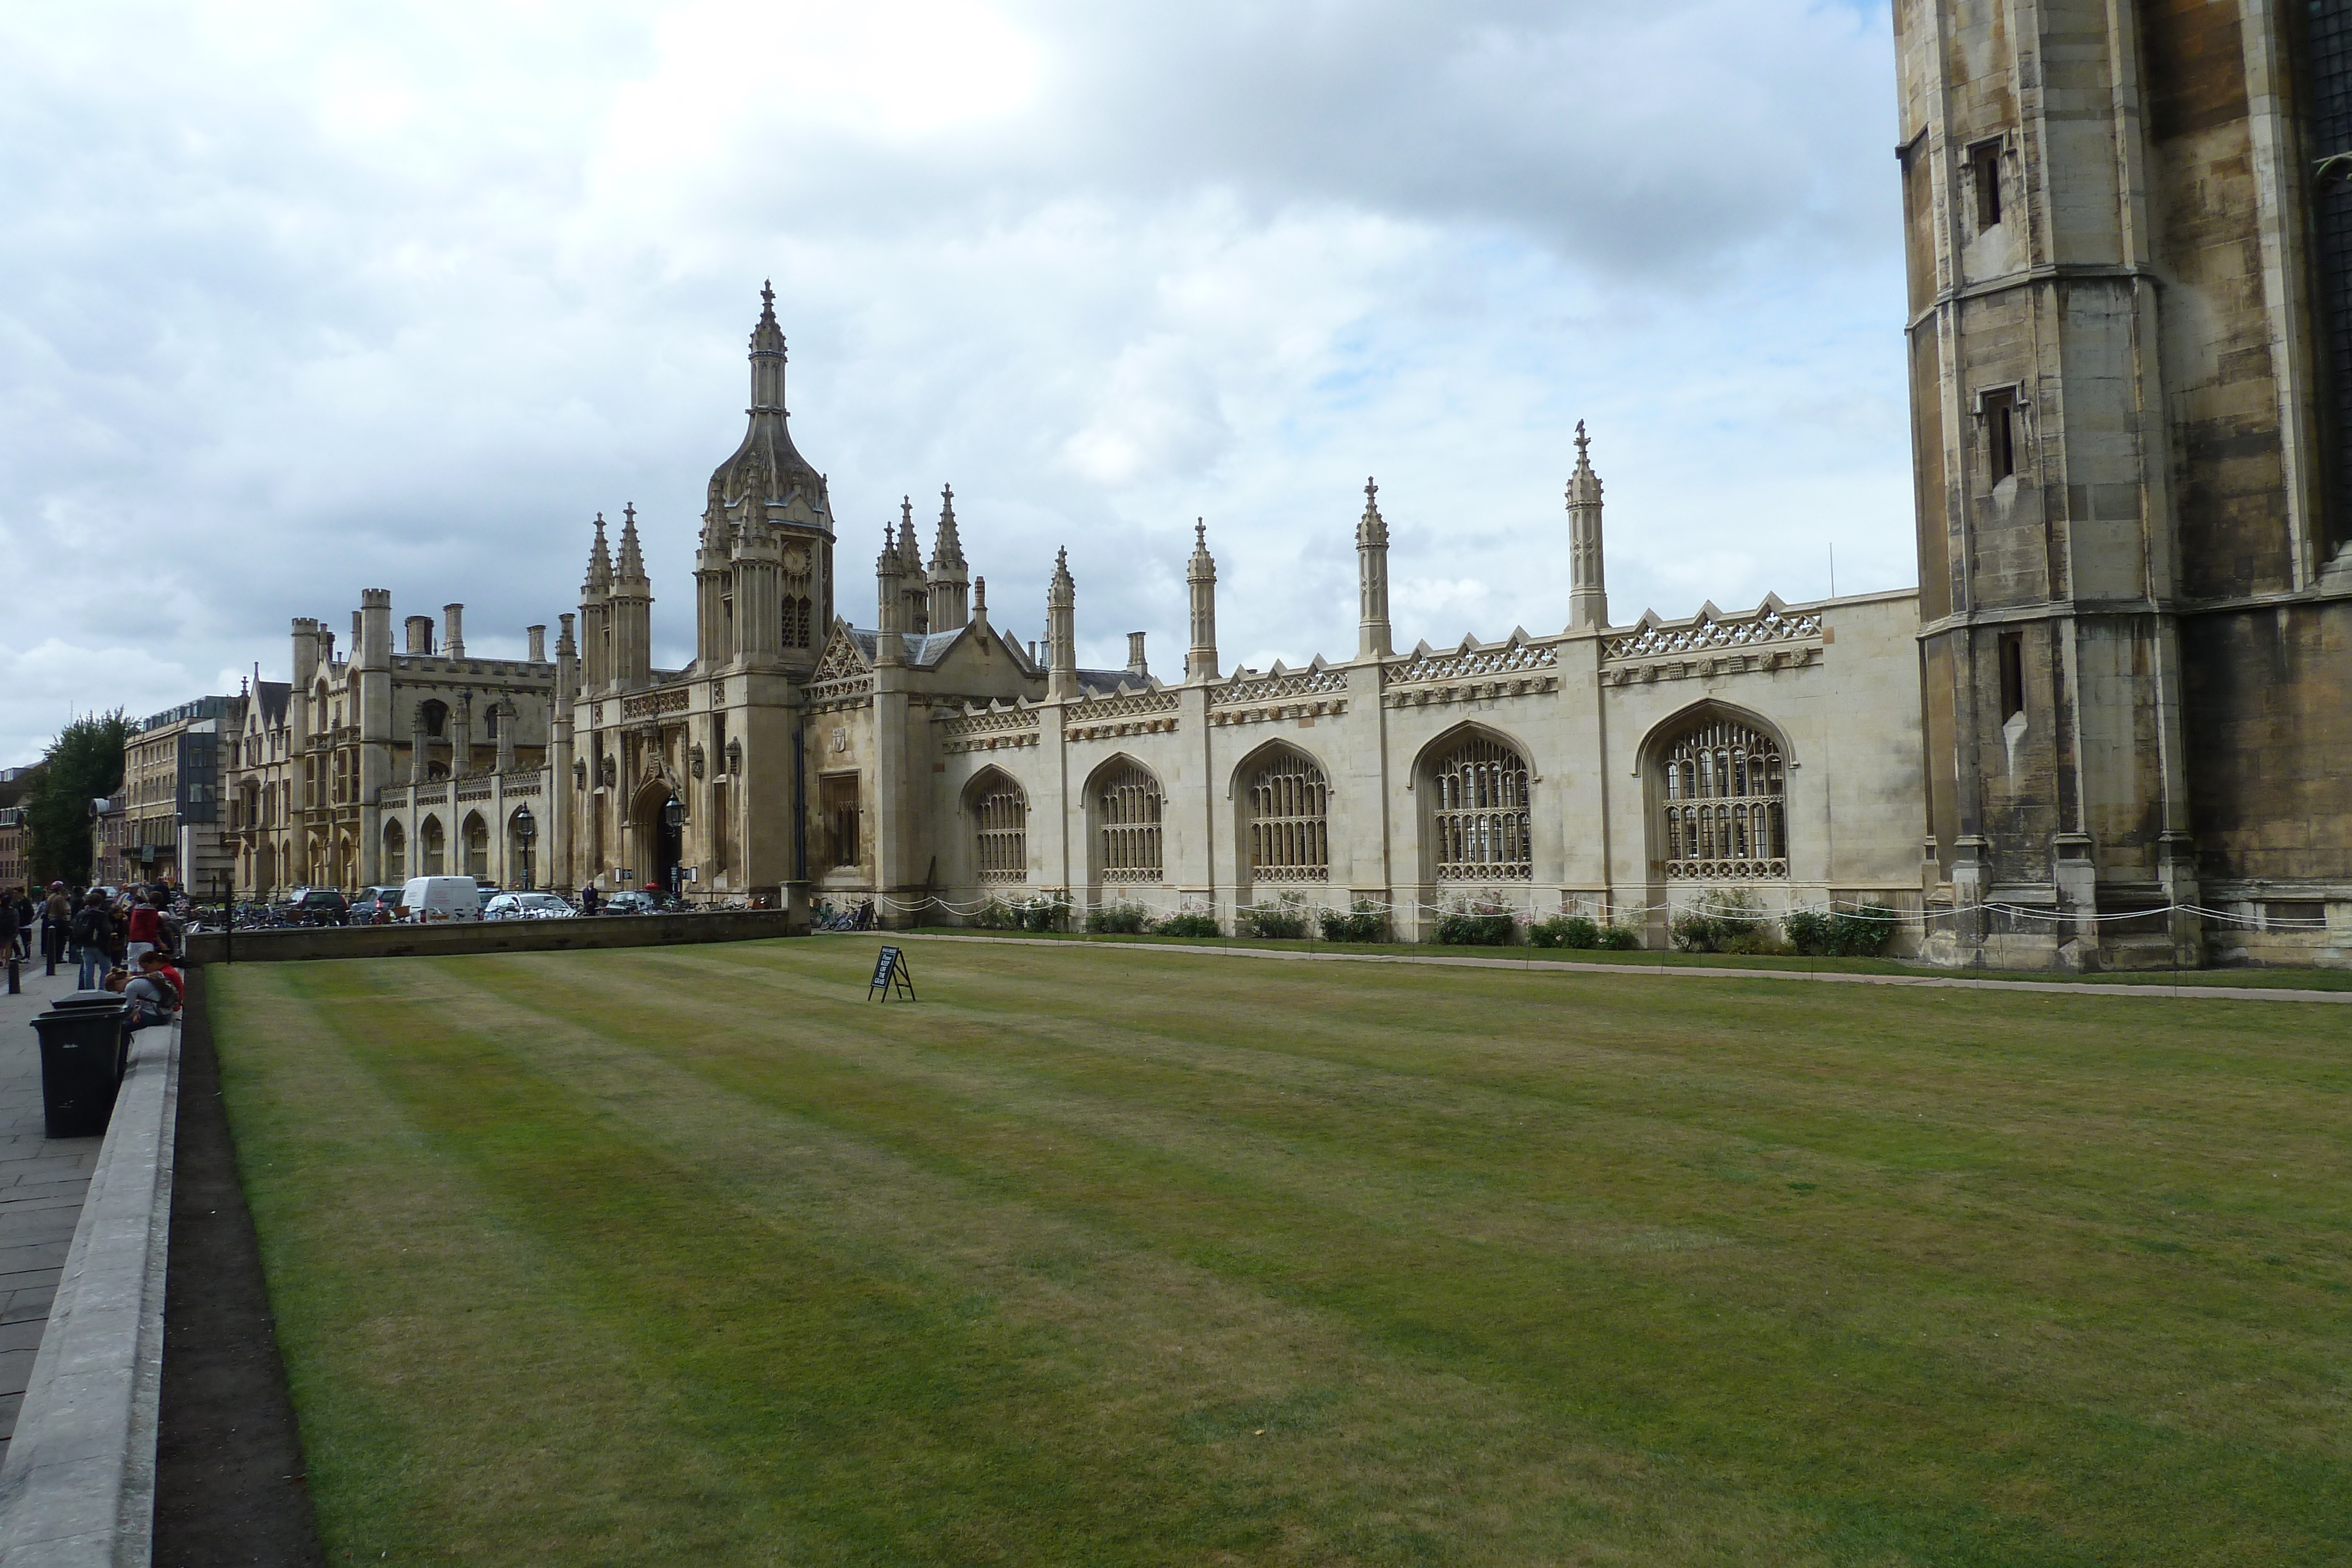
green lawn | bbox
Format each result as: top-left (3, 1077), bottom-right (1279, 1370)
top-left (209, 940), bottom-right (2352, 1566)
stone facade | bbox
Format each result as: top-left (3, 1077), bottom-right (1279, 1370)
top-left (1897, 0), bottom-right (2352, 968)
top-left (560, 299), bottom-right (1932, 944)
top-left (225, 598), bottom-right (566, 896)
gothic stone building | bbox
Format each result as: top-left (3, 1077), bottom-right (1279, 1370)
top-left (1896, 0), bottom-right (2352, 967)
top-left (228, 600), bottom-right (566, 898)
top-left (560, 289), bottom-right (1933, 949)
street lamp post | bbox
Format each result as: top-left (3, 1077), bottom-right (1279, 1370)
top-left (662, 797), bottom-right (684, 903)
top-left (513, 805), bottom-right (537, 892)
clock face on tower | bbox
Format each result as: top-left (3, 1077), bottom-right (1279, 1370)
top-left (783, 543), bottom-right (812, 575)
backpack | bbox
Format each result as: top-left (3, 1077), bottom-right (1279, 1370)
top-left (71, 907), bottom-right (102, 946)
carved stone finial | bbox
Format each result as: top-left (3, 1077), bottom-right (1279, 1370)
top-left (1575, 420), bottom-right (1591, 463)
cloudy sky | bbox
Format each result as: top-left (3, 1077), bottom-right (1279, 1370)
top-left (0, 0), bottom-right (1906, 767)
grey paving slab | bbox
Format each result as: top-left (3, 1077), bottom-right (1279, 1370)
top-left (0, 1291), bottom-right (57, 1327)
top-left (0, 966), bottom-right (101, 1455)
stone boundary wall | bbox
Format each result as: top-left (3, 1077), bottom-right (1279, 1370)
top-left (184, 910), bottom-right (807, 966)
top-left (0, 1018), bottom-right (179, 1564)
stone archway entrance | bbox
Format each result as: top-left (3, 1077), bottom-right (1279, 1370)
top-left (629, 777), bottom-right (683, 898)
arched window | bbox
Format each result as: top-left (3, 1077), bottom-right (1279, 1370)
top-left (972, 773), bottom-right (1028, 882)
top-left (1429, 734), bottom-right (1532, 880)
top-left (382, 819), bottom-right (406, 882)
top-left (1245, 750), bottom-right (1328, 881)
top-left (462, 813), bottom-right (490, 880)
top-left (1658, 715), bottom-right (1786, 879)
top-left (419, 700), bottom-right (447, 738)
top-left (420, 817), bottom-right (446, 877)
top-left (782, 595), bottom-right (814, 649)
top-left (1095, 761), bottom-right (1164, 882)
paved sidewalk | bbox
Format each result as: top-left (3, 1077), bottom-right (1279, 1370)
top-left (0, 961), bottom-right (102, 1469)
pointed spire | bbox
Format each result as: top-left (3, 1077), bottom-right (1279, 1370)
top-left (615, 502), bottom-right (647, 584)
top-left (1046, 549), bottom-right (1077, 698)
top-left (584, 513), bottom-right (613, 594)
top-left (929, 483), bottom-right (966, 572)
top-left (1567, 421), bottom-right (1608, 631)
top-left (748, 281), bottom-right (787, 411)
top-left (897, 496), bottom-right (924, 572)
top-left (1187, 520), bottom-right (1219, 683)
top-left (1357, 479), bottom-right (1392, 659)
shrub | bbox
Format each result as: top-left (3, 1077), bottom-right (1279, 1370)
top-left (1529, 914), bottom-right (1601, 950)
top-left (1436, 900), bottom-right (1516, 946)
top-left (974, 895), bottom-right (1065, 932)
top-left (1236, 892), bottom-right (1309, 940)
top-left (1783, 908), bottom-right (1833, 955)
top-left (1830, 904), bottom-right (1899, 958)
top-left (1158, 913), bottom-right (1220, 938)
top-left (1085, 902), bottom-right (1152, 935)
top-left (971, 899), bottom-right (1021, 930)
top-left (1595, 924), bottom-right (1642, 951)
top-left (1783, 904), bottom-right (1900, 958)
top-left (1317, 900), bottom-right (1388, 943)
top-left (1671, 889), bottom-right (1770, 954)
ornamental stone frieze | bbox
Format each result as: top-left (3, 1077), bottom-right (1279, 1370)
top-left (622, 687), bottom-right (691, 719)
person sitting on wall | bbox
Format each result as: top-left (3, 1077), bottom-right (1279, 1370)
top-left (103, 954), bottom-right (178, 1033)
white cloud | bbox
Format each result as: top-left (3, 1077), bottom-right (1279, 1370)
top-left (0, 0), bottom-right (1907, 764)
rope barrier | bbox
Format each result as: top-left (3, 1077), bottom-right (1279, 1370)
top-left (841, 887), bottom-right (2333, 932)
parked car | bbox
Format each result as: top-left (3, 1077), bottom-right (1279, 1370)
top-left (397, 875), bottom-right (481, 923)
top-left (276, 887), bottom-right (350, 927)
top-left (601, 890), bottom-right (657, 916)
top-left (485, 892), bottom-right (575, 921)
top-left (352, 886), bottom-right (403, 925)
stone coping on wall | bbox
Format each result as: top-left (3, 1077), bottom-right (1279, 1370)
top-left (185, 908), bottom-right (808, 965)
top-left (0, 1017), bottom-right (179, 1566)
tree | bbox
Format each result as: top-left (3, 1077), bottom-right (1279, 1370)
top-left (26, 711), bottom-right (133, 885)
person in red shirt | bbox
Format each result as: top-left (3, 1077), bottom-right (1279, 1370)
top-left (123, 890), bottom-right (163, 971)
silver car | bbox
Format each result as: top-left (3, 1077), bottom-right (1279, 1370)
top-left (483, 892), bottom-right (577, 921)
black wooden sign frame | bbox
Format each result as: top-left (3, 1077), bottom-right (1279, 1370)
top-left (868, 944), bottom-right (916, 1002)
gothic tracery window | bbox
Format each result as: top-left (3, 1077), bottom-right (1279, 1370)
top-left (1245, 750), bottom-right (1328, 881)
top-left (1659, 716), bottom-right (1786, 879)
top-left (1095, 761), bottom-right (1163, 882)
top-left (1429, 735), bottom-right (1532, 880)
top-left (973, 774), bottom-right (1028, 882)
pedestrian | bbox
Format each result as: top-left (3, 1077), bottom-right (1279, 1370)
top-left (72, 891), bottom-right (114, 990)
top-left (0, 896), bottom-right (18, 982)
top-left (41, 882), bottom-right (70, 976)
top-left (580, 881), bottom-right (599, 915)
top-left (123, 888), bottom-right (163, 971)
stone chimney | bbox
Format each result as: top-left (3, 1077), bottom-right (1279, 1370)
top-left (1126, 631), bottom-right (1148, 678)
top-left (405, 616), bottom-right (435, 655)
top-left (528, 624), bottom-right (547, 663)
top-left (443, 603), bottom-right (466, 660)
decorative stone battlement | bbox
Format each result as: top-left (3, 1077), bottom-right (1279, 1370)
top-left (941, 704), bottom-right (1042, 755)
top-left (1065, 688), bottom-right (1180, 743)
top-left (1602, 599), bottom-right (1822, 662)
top-left (1384, 638), bottom-right (1560, 687)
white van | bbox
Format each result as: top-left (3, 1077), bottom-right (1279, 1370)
top-left (397, 875), bottom-right (481, 924)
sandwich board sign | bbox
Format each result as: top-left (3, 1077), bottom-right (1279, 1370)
top-left (868, 945), bottom-right (915, 1002)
